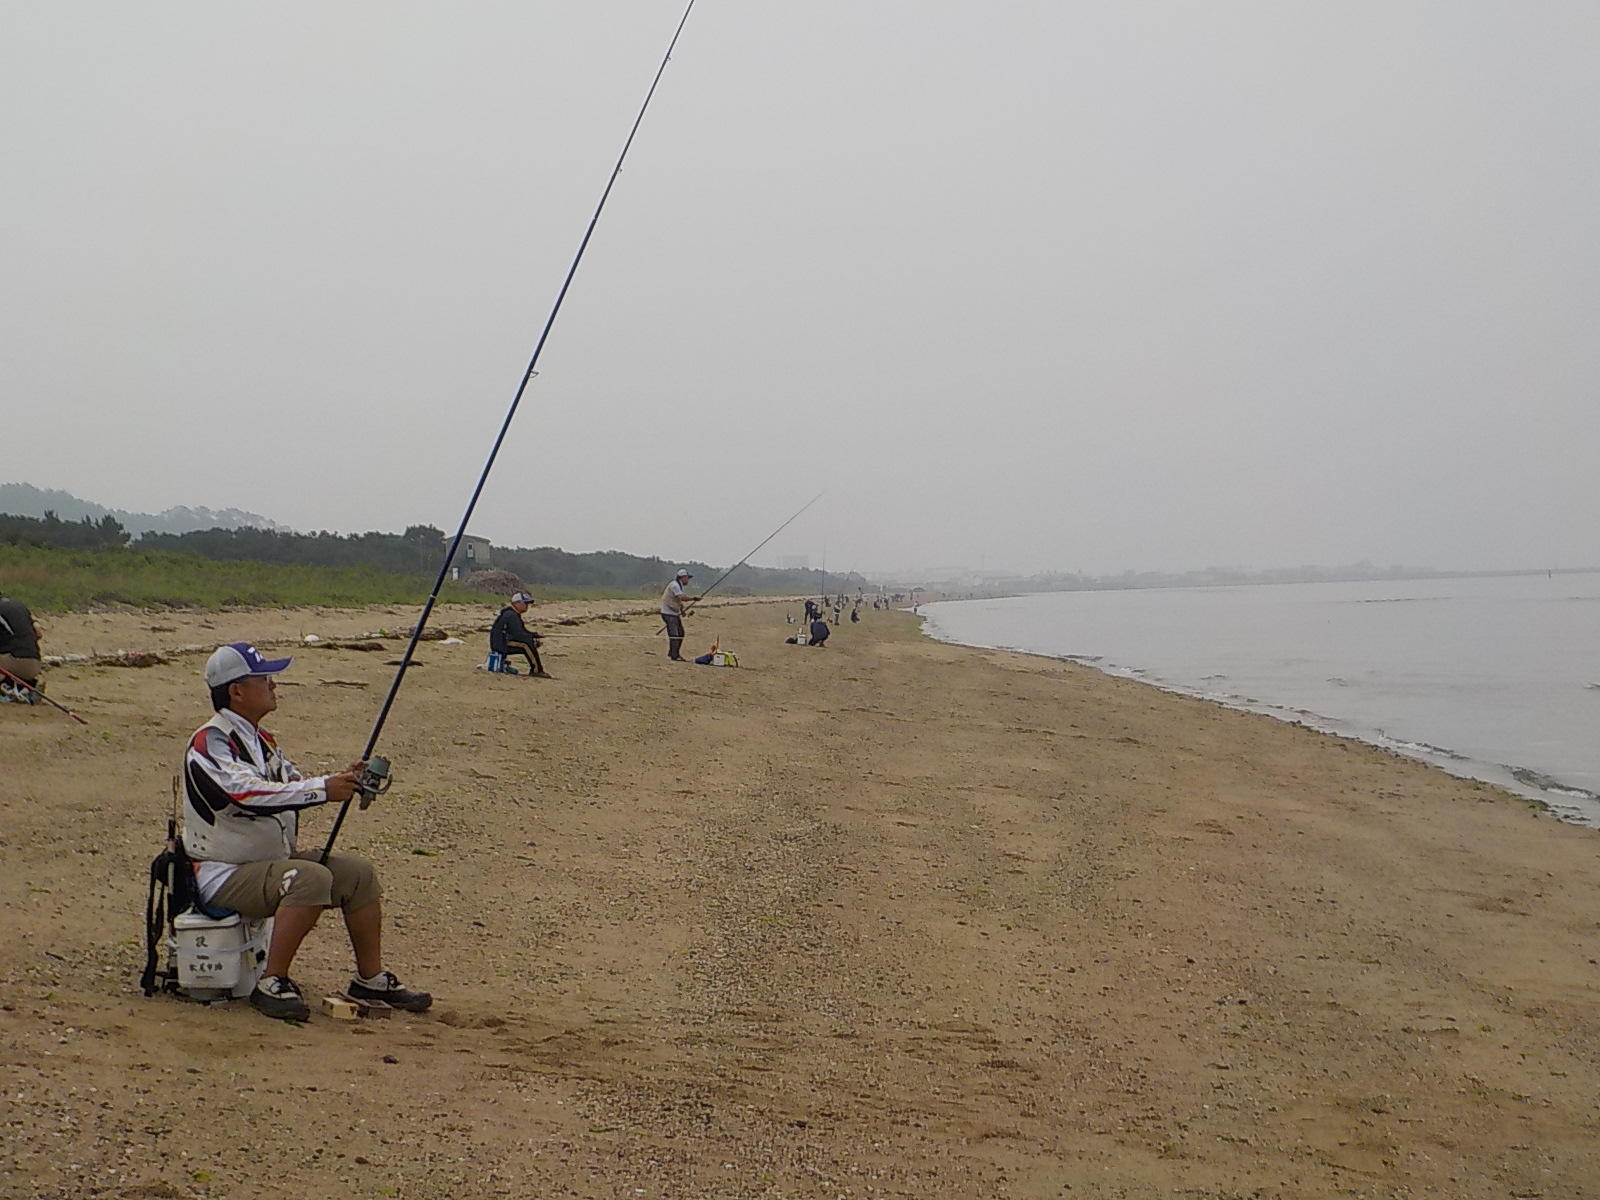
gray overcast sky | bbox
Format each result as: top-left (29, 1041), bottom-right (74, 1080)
top-left (4, 2), bottom-right (1597, 576)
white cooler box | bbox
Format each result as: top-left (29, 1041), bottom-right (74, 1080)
top-left (170, 910), bottom-right (273, 1000)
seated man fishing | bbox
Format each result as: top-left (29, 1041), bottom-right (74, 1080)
top-left (182, 642), bottom-right (432, 1021)
top-left (490, 590), bottom-right (549, 677)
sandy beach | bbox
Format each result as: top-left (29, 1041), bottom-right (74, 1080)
top-left (3, 598), bottom-right (1600, 1199)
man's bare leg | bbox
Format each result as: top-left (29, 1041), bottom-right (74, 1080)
top-left (342, 899), bottom-right (432, 1010)
top-left (264, 904), bottom-right (322, 978)
top-left (344, 899), bottom-right (382, 980)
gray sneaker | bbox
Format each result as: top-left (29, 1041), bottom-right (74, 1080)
top-left (347, 971), bottom-right (433, 1012)
top-left (250, 975), bottom-right (310, 1022)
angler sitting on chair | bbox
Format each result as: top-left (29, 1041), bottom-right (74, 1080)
top-left (489, 591), bottom-right (549, 678)
top-left (182, 643), bottom-right (432, 1021)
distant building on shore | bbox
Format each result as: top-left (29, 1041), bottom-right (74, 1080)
top-left (443, 534), bottom-right (493, 579)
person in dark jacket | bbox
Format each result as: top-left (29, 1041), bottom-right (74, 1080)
top-left (0, 593), bottom-right (43, 694)
top-left (785, 618), bottom-right (831, 647)
top-left (490, 591), bottom-right (549, 678)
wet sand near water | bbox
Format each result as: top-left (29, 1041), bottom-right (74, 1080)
top-left (3, 600), bottom-right (1600, 1198)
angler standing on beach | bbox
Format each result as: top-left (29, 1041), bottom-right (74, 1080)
top-left (659, 569), bottom-right (699, 661)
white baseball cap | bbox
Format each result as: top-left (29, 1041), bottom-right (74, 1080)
top-left (510, 591), bottom-right (534, 603)
top-left (204, 642), bottom-right (293, 688)
top-left (676, 569), bottom-right (692, 579)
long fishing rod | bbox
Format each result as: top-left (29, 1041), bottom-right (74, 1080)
top-left (322, 0), bottom-right (700, 862)
top-left (0, 665), bottom-right (87, 724)
top-left (679, 491), bottom-right (826, 619)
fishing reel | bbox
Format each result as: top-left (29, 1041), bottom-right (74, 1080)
top-left (355, 755), bottom-right (393, 811)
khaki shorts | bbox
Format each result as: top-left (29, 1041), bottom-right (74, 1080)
top-left (0, 654), bottom-right (41, 685)
top-left (209, 851), bottom-right (381, 918)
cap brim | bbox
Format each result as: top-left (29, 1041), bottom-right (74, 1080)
top-left (252, 655), bottom-right (293, 674)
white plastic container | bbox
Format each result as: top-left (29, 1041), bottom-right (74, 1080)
top-left (171, 911), bottom-right (272, 999)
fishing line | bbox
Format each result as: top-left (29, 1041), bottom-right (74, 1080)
top-left (663, 492), bottom-right (826, 634)
top-left (540, 631), bottom-right (705, 639)
top-left (322, 0), bottom-right (700, 862)
top-left (696, 491), bottom-right (825, 604)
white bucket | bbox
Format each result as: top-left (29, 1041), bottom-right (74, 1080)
top-left (171, 910), bottom-right (272, 999)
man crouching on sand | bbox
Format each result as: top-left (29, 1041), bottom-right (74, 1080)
top-left (182, 642), bottom-right (432, 1022)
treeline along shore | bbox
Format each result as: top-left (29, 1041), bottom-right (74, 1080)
top-left (3, 599), bottom-right (1600, 1198)
top-left (0, 510), bottom-right (865, 609)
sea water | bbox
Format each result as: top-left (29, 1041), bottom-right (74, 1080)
top-left (921, 573), bottom-right (1600, 825)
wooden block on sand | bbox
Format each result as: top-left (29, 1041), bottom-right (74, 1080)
top-left (343, 994), bottom-right (393, 1019)
top-left (321, 996), bottom-right (359, 1021)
